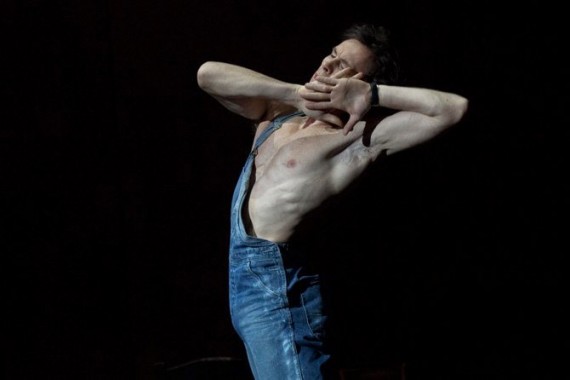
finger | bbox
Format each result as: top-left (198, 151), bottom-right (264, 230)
top-left (332, 67), bottom-right (354, 79)
top-left (305, 82), bottom-right (333, 93)
top-left (300, 92), bottom-right (330, 101)
top-left (320, 113), bottom-right (343, 127)
top-left (352, 72), bottom-right (365, 80)
top-left (314, 75), bottom-right (336, 85)
top-left (301, 117), bottom-right (316, 129)
top-left (342, 116), bottom-right (359, 135)
top-left (305, 101), bottom-right (333, 110)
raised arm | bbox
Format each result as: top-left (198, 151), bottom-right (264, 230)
top-left (302, 75), bottom-right (468, 154)
top-left (369, 84), bottom-right (468, 154)
top-left (196, 61), bottom-right (301, 122)
top-left (197, 61), bottom-right (349, 126)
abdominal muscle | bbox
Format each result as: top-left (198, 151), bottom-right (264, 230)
top-left (243, 118), bottom-right (362, 242)
top-left (245, 169), bottom-right (332, 242)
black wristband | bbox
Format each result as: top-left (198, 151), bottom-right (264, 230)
top-left (370, 81), bottom-right (380, 107)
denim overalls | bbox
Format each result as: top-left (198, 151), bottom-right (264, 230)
top-left (229, 111), bottom-right (334, 379)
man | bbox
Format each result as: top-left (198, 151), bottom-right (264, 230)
top-left (197, 24), bottom-right (468, 380)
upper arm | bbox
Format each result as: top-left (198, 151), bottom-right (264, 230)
top-left (369, 97), bottom-right (467, 155)
top-left (212, 96), bottom-right (277, 122)
top-left (365, 85), bottom-right (468, 155)
top-left (369, 111), bottom-right (445, 155)
top-left (196, 61), bottom-right (297, 122)
top-left (196, 62), bottom-right (270, 120)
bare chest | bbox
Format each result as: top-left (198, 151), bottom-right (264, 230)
top-left (252, 120), bottom-right (340, 177)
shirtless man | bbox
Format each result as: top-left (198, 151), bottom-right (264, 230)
top-left (197, 24), bottom-right (468, 380)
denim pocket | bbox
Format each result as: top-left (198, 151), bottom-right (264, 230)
top-left (246, 258), bottom-right (286, 299)
top-left (300, 281), bottom-right (327, 339)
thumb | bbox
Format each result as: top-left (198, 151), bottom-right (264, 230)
top-left (320, 113), bottom-right (343, 128)
top-left (301, 117), bottom-right (315, 129)
top-left (342, 115), bottom-right (359, 135)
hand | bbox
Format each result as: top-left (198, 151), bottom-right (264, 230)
top-left (296, 87), bottom-right (344, 128)
top-left (300, 69), bottom-right (370, 135)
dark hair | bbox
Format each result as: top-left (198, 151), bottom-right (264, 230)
top-left (342, 24), bottom-right (400, 85)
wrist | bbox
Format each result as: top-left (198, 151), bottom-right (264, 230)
top-left (291, 84), bottom-right (305, 109)
top-left (370, 81), bottom-right (380, 107)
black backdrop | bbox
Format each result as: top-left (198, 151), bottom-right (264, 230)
top-left (4, 1), bottom-right (568, 379)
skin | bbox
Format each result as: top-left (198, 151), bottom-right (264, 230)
top-left (197, 38), bottom-right (468, 242)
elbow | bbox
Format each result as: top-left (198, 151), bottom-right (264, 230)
top-left (456, 96), bottom-right (469, 121)
top-left (455, 95), bottom-right (469, 122)
top-left (196, 61), bottom-right (217, 91)
top-left (447, 95), bottom-right (469, 126)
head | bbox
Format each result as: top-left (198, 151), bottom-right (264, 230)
top-left (313, 24), bottom-right (400, 85)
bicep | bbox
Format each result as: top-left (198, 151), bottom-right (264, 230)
top-left (212, 96), bottom-right (290, 123)
top-left (369, 111), bottom-right (447, 155)
top-left (212, 95), bottom-right (269, 121)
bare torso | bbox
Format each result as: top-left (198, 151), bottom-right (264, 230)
top-left (243, 114), bottom-right (382, 242)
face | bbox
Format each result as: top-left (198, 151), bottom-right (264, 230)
top-left (311, 38), bottom-right (375, 81)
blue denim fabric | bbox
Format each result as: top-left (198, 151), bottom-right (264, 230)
top-left (229, 112), bottom-right (334, 379)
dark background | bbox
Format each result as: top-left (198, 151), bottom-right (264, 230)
top-left (4, 0), bottom-right (568, 379)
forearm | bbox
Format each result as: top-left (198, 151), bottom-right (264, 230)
top-left (376, 84), bottom-right (468, 125)
top-left (197, 61), bottom-right (301, 120)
